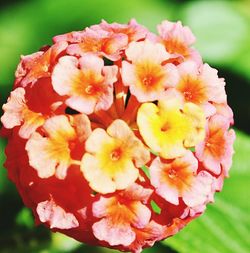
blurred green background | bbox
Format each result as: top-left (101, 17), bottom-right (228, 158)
top-left (0, 0), bottom-right (250, 252)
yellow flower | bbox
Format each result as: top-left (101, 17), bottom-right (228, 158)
top-left (81, 119), bottom-right (150, 194)
top-left (137, 97), bottom-right (205, 159)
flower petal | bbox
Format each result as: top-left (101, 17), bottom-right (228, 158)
top-left (85, 128), bottom-right (113, 154)
top-left (125, 40), bottom-right (169, 63)
top-left (52, 55), bottom-right (80, 96)
top-left (195, 115), bottom-right (232, 175)
top-left (81, 153), bottom-right (116, 194)
top-left (93, 218), bottom-right (136, 246)
top-left (182, 171), bottom-right (214, 207)
top-left (200, 64), bottom-right (226, 104)
top-left (129, 221), bottom-right (165, 253)
top-left (52, 55), bottom-right (115, 114)
top-left (37, 199), bottom-right (79, 229)
top-left (150, 151), bottom-right (198, 205)
top-left (26, 116), bottom-right (76, 179)
top-left (1, 88), bottom-right (25, 128)
top-left (113, 160), bottom-right (139, 190)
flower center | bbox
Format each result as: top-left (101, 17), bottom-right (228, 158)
top-left (142, 76), bottom-right (153, 86)
top-left (85, 85), bottom-right (95, 95)
top-left (184, 91), bottom-right (193, 101)
top-left (168, 168), bottom-right (177, 179)
top-left (110, 148), bottom-right (122, 161)
top-left (205, 142), bottom-right (211, 147)
top-left (161, 122), bottom-right (171, 132)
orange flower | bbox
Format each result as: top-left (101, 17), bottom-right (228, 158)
top-left (52, 55), bottom-right (117, 114)
top-left (92, 184), bottom-right (153, 247)
top-left (158, 20), bottom-right (201, 65)
top-left (150, 151), bottom-right (214, 207)
top-left (121, 40), bottom-right (179, 102)
top-left (66, 28), bottom-right (128, 61)
top-left (1, 19), bottom-right (235, 253)
top-left (196, 115), bottom-right (235, 175)
top-left (19, 42), bottom-right (68, 87)
top-left (1, 87), bottom-right (45, 139)
top-left (26, 115), bottom-right (91, 179)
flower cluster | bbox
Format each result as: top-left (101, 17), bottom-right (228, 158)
top-left (1, 19), bottom-right (235, 253)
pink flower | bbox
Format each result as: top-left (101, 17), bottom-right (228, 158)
top-left (128, 220), bottom-right (166, 253)
top-left (37, 198), bottom-right (79, 229)
top-left (158, 20), bottom-right (201, 65)
top-left (66, 28), bottom-right (128, 61)
top-left (1, 87), bottom-right (45, 139)
top-left (92, 184), bottom-right (153, 247)
top-left (121, 40), bottom-right (179, 102)
top-left (90, 19), bottom-right (148, 42)
top-left (18, 42), bottom-right (68, 87)
top-left (177, 61), bottom-right (226, 103)
top-left (1, 77), bottom-right (66, 139)
top-left (52, 54), bottom-right (117, 114)
top-left (165, 61), bottom-right (226, 116)
top-left (149, 151), bottom-right (214, 207)
top-left (196, 115), bottom-right (236, 175)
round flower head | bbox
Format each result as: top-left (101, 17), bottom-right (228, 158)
top-left (1, 19), bottom-right (235, 253)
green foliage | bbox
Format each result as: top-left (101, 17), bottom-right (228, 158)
top-left (16, 207), bottom-right (34, 229)
top-left (150, 200), bottom-right (161, 214)
top-left (180, 1), bottom-right (248, 65)
top-left (141, 165), bottom-right (150, 178)
top-left (50, 233), bottom-right (81, 252)
top-left (179, 1), bottom-right (250, 81)
top-left (0, 138), bottom-right (9, 194)
top-left (163, 130), bottom-right (250, 253)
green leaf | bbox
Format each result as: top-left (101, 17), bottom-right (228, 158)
top-left (151, 200), bottom-right (161, 214)
top-left (50, 233), bottom-right (81, 252)
top-left (180, 1), bottom-right (248, 66)
top-left (0, 138), bottom-right (9, 194)
top-left (163, 130), bottom-right (250, 253)
top-left (16, 207), bottom-right (34, 229)
top-left (225, 1), bottom-right (250, 81)
top-left (141, 165), bottom-right (150, 178)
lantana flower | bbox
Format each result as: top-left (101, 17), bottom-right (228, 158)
top-left (121, 40), bottom-right (179, 102)
top-left (149, 151), bottom-right (213, 207)
top-left (92, 184), bottom-right (152, 246)
top-left (18, 41), bottom-right (68, 87)
top-left (1, 19), bottom-right (235, 253)
top-left (157, 20), bottom-right (202, 65)
top-left (81, 119), bottom-right (150, 193)
top-left (196, 115), bottom-right (236, 176)
top-left (137, 97), bottom-right (205, 158)
top-left (37, 198), bottom-right (79, 229)
top-left (52, 54), bottom-right (118, 114)
top-left (26, 114), bottom-right (91, 179)
top-left (1, 87), bottom-right (45, 139)
top-left (66, 29), bottom-right (128, 61)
